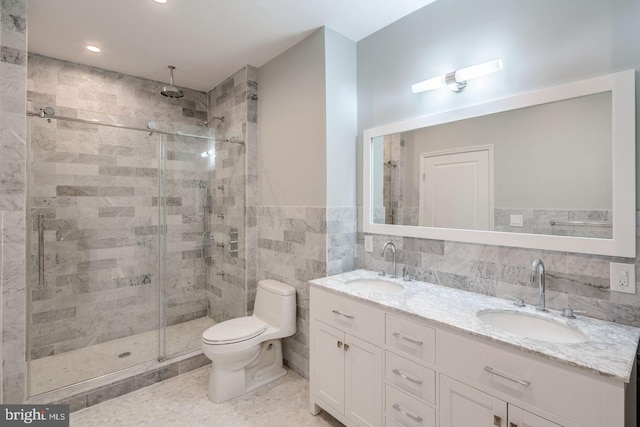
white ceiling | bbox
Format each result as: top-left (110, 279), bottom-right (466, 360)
top-left (27, 0), bottom-right (436, 92)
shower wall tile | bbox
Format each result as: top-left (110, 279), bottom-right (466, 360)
top-left (206, 66), bottom-right (258, 321)
top-left (26, 55), bottom-right (212, 362)
top-left (257, 206), bottom-right (326, 379)
top-left (0, 0), bottom-right (26, 404)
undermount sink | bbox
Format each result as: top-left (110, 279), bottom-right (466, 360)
top-left (345, 278), bottom-right (404, 293)
top-left (477, 310), bottom-right (588, 344)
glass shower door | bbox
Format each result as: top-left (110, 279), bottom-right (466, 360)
top-left (27, 117), bottom-right (161, 396)
top-left (161, 134), bottom-right (216, 358)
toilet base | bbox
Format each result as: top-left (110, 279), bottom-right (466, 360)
top-left (207, 339), bottom-right (286, 404)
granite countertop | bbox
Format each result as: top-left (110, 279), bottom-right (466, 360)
top-left (309, 269), bottom-right (640, 382)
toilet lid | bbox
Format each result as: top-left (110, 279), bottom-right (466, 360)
top-left (202, 317), bottom-right (267, 345)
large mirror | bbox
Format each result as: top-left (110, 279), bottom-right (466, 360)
top-left (363, 70), bottom-right (636, 257)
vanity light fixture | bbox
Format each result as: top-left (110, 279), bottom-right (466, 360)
top-left (86, 45), bottom-right (101, 53)
top-left (200, 149), bottom-right (216, 158)
top-left (412, 59), bottom-right (503, 94)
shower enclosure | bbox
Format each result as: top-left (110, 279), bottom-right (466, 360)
top-left (26, 109), bottom-right (245, 398)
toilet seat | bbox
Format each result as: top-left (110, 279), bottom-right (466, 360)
top-left (202, 317), bottom-right (267, 345)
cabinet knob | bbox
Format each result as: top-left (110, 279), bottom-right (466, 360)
top-left (337, 341), bottom-right (343, 348)
top-left (344, 344), bottom-right (350, 351)
top-left (493, 415), bottom-right (503, 426)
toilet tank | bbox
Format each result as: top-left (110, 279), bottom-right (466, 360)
top-left (253, 279), bottom-right (296, 336)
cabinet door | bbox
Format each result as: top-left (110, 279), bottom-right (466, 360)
top-left (313, 321), bottom-right (345, 414)
top-left (508, 405), bottom-right (562, 427)
top-left (345, 333), bottom-right (383, 427)
top-left (440, 375), bottom-right (508, 427)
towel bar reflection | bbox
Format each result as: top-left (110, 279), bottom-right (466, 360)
top-left (38, 214), bottom-right (44, 288)
top-left (549, 220), bottom-right (612, 227)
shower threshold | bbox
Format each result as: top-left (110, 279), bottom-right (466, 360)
top-left (30, 316), bottom-right (216, 397)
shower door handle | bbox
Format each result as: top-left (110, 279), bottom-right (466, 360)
top-left (38, 214), bottom-right (45, 288)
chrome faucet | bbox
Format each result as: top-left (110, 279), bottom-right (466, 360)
top-left (530, 259), bottom-right (547, 312)
top-left (380, 241), bottom-right (397, 278)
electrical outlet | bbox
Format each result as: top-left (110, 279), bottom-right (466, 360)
top-left (509, 215), bottom-right (523, 227)
top-left (364, 236), bottom-right (373, 252)
top-left (610, 262), bottom-right (636, 294)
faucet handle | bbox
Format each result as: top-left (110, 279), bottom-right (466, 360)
top-left (561, 308), bottom-right (586, 319)
top-left (402, 266), bottom-right (411, 282)
top-left (504, 294), bottom-right (526, 307)
top-left (378, 270), bottom-right (386, 277)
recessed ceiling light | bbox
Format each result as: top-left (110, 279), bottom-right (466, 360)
top-left (153, 0), bottom-right (168, 3)
top-left (86, 45), bottom-right (101, 53)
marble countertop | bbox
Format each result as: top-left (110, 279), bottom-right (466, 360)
top-left (309, 269), bottom-right (640, 382)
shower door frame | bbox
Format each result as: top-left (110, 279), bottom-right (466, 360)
top-left (24, 112), bottom-right (222, 399)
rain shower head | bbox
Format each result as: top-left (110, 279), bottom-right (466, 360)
top-left (161, 65), bottom-right (184, 99)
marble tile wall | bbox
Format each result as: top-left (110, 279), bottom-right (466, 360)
top-left (206, 65), bottom-right (257, 321)
top-left (0, 0), bottom-right (27, 404)
top-left (360, 212), bottom-right (640, 328)
top-left (26, 54), bottom-right (212, 359)
top-left (257, 206), bottom-right (357, 378)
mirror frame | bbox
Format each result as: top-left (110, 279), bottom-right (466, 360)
top-left (363, 70), bottom-right (636, 258)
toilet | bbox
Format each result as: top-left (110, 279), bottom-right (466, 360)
top-left (201, 279), bottom-right (296, 403)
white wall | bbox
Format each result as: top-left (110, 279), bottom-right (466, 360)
top-left (258, 28), bottom-right (327, 206)
top-left (356, 0), bottom-right (640, 207)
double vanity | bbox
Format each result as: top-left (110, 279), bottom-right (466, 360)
top-left (309, 269), bottom-right (640, 427)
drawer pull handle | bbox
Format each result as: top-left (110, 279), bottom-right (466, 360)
top-left (392, 403), bottom-right (423, 423)
top-left (484, 366), bottom-right (530, 387)
top-left (331, 310), bottom-right (354, 319)
top-left (392, 331), bottom-right (423, 345)
top-left (392, 368), bottom-right (423, 385)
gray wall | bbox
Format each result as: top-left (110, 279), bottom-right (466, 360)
top-left (325, 28), bottom-right (357, 207)
top-left (357, 0), bottom-right (640, 328)
top-left (402, 93), bottom-right (612, 210)
top-left (258, 29), bottom-right (327, 207)
top-left (357, 0), bottom-right (640, 208)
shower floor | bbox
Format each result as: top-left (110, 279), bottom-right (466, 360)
top-left (30, 316), bottom-right (216, 396)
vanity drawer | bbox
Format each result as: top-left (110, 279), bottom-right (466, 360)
top-left (385, 351), bottom-right (435, 404)
top-left (386, 313), bottom-right (435, 364)
top-left (385, 384), bottom-right (436, 427)
top-left (437, 328), bottom-right (624, 427)
top-left (310, 287), bottom-right (384, 345)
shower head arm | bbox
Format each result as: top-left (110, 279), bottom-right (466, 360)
top-left (203, 116), bottom-right (225, 127)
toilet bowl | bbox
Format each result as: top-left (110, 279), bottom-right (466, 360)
top-left (201, 279), bottom-right (296, 403)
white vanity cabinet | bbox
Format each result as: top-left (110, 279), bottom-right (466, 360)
top-left (440, 375), bottom-right (560, 427)
top-left (437, 328), bottom-right (628, 427)
top-left (310, 287), bottom-right (384, 427)
top-left (309, 284), bottom-right (636, 427)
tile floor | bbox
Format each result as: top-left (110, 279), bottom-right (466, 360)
top-left (70, 366), bottom-right (343, 427)
top-left (31, 317), bottom-right (216, 395)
